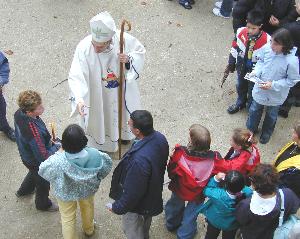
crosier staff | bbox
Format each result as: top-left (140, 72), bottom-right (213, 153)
top-left (118, 20), bottom-right (131, 160)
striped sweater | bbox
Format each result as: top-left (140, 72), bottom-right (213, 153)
top-left (14, 109), bottom-right (59, 168)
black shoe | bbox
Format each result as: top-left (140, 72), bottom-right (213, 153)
top-left (179, 1), bottom-right (192, 9)
top-left (3, 128), bottom-right (16, 142)
top-left (259, 135), bottom-right (271, 144)
top-left (15, 190), bottom-right (35, 198)
top-left (278, 109), bottom-right (289, 118)
top-left (227, 104), bottom-right (245, 114)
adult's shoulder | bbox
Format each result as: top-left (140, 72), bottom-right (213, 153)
top-left (75, 35), bottom-right (93, 53)
top-left (282, 187), bottom-right (300, 201)
top-left (153, 131), bottom-right (168, 145)
top-left (0, 51), bottom-right (6, 61)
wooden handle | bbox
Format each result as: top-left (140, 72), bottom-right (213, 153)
top-left (118, 19), bottom-right (131, 160)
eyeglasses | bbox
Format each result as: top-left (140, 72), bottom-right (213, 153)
top-left (92, 39), bottom-right (112, 47)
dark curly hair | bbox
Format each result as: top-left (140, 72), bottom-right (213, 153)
top-left (62, 124), bottom-right (88, 153)
top-left (250, 164), bottom-right (279, 195)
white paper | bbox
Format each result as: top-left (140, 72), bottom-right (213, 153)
top-left (244, 73), bottom-right (263, 84)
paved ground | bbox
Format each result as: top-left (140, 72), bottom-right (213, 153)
top-left (0, 0), bottom-right (299, 238)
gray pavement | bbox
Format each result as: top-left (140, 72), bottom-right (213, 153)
top-left (0, 0), bottom-right (299, 238)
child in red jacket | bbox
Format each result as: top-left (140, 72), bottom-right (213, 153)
top-left (216, 128), bottom-right (261, 176)
top-left (165, 124), bottom-right (224, 239)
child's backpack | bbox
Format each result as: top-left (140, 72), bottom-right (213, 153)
top-left (167, 145), bottom-right (219, 202)
top-left (273, 189), bottom-right (300, 239)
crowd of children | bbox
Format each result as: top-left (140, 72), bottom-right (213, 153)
top-left (166, 123), bottom-right (300, 239)
top-left (222, 8), bottom-right (300, 144)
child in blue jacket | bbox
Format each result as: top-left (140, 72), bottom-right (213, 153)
top-left (246, 28), bottom-right (300, 144)
top-left (198, 171), bottom-right (252, 239)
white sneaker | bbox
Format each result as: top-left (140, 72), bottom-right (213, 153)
top-left (214, 1), bottom-right (222, 8)
top-left (212, 8), bottom-right (230, 19)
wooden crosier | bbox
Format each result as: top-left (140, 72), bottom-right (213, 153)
top-left (118, 20), bottom-right (131, 160)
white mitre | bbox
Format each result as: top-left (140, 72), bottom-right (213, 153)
top-left (89, 11), bottom-right (116, 43)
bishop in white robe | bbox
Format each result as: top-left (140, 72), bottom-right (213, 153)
top-left (68, 11), bottom-right (145, 152)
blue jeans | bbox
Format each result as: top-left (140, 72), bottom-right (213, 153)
top-left (220, 0), bottom-right (233, 17)
top-left (0, 90), bottom-right (10, 132)
top-left (235, 58), bottom-right (254, 108)
top-left (165, 192), bottom-right (202, 239)
top-left (246, 100), bottom-right (280, 139)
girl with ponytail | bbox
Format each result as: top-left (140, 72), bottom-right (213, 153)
top-left (216, 128), bottom-right (260, 176)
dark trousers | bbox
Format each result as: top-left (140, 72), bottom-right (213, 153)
top-left (235, 58), bottom-right (254, 108)
top-left (205, 221), bottom-right (237, 239)
top-left (17, 164), bottom-right (52, 210)
top-left (279, 82), bottom-right (300, 113)
top-left (0, 90), bottom-right (10, 132)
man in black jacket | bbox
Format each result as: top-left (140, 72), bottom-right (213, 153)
top-left (108, 110), bottom-right (169, 239)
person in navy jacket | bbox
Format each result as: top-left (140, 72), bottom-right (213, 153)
top-left (15, 90), bottom-right (60, 211)
top-left (108, 110), bottom-right (169, 239)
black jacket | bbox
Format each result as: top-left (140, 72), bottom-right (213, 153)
top-left (110, 131), bottom-right (169, 216)
top-left (232, 0), bottom-right (258, 32)
top-left (232, 0), bottom-right (299, 34)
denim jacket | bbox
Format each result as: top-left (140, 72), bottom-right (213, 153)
top-left (0, 51), bottom-right (10, 86)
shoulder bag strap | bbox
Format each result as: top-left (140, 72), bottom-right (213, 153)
top-left (278, 189), bottom-right (285, 227)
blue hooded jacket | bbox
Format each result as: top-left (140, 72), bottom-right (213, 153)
top-left (198, 177), bottom-right (252, 231)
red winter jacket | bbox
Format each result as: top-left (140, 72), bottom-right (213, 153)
top-left (216, 145), bottom-right (261, 175)
top-left (167, 146), bottom-right (223, 202)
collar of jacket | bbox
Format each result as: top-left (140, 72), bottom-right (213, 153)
top-left (126, 131), bottom-right (156, 155)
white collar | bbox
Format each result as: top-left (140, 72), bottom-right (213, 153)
top-left (226, 191), bottom-right (237, 199)
top-left (250, 191), bottom-right (277, 215)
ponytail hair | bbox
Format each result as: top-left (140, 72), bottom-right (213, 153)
top-left (232, 128), bottom-right (257, 150)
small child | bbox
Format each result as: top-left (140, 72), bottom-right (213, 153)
top-left (225, 10), bottom-right (271, 114)
top-left (165, 124), bottom-right (224, 239)
top-left (217, 128), bottom-right (260, 176)
top-left (39, 124), bottom-right (112, 238)
top-left (246, 28), bottom-right (300, 144)
top-left (199, 171), bottom-right (252, 239)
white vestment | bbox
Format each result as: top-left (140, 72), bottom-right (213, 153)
top-left (68, 32), bottom-right (145, 152)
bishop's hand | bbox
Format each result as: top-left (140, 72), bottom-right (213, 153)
top-left (77, 101), bottom-right (87, 117)
top-left (118, 53), bottom-right (129, 63)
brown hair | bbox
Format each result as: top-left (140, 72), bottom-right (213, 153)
top-left (18, 90), bottom-right (42, 112)
top-left (250, 164), bottom-right (279, 195)
top-left (188, 124), bottom-right (211, 152)
top-left (232, 128), bottom-right (256, 150)
top-left (294, 122), bottom-right (300, 138)
top-left (272, 28), bottom-right (294, 55)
